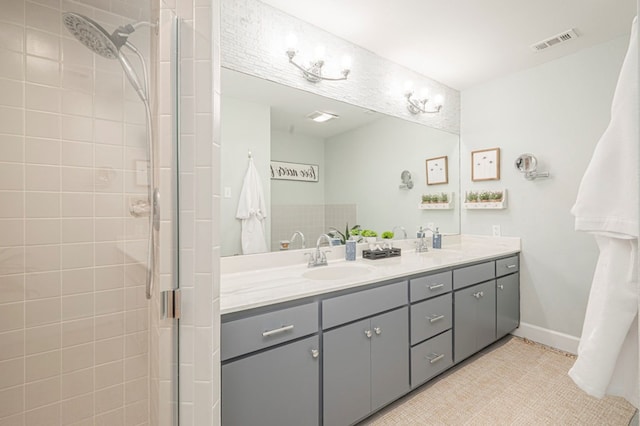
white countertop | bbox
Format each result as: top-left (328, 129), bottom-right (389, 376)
top-left (220, 235), bottom-right (521, 315)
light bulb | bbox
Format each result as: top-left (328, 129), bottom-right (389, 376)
top-left (418, 87), bottom-right (430, 100)
top-left (314, 44), bottom-right (326, 61)
top-left (285, 33), bottom-right (297, 50)
top-left (341, 55), bottom-right (352, 70)
top-left (434, 94), bottom-right (444, 106)
top-left (403, 80), bottom-right (414, 94)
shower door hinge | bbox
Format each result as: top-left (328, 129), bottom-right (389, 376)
top-left (162, 289), bottom-right (181, 319)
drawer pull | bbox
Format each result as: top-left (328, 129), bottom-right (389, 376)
top-left (428, 283), bottom-right (444, 291)
top-left (374, 327), bottom-right (382, 335)
top-left (427, 353), bottom-right (445, 364)
top-left (498, 284), bottom-right (504, 290)
top-left (473, 291), bottom-right (484, 299)
top-left (311, 349), bottom-right (319, 359)
top-left (262, 324), bottom-right (294, 337)
top-left (365, 330), bottom-right (373, 338)
top-left (428, 314), bottom-right (445, 323)
top-left (506, 264), bottom-right (517, 269)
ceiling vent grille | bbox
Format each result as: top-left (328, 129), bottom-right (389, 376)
top-left (530, 29), bottom-right (579, 52)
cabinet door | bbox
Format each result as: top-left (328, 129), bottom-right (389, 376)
top-left (323, 318), bottom-right (372, 426)
top-left (371, 306), bottom-right (410, 411)
top-left (497, 273), bottom-right (520, 339)
top-left (221, 335), bottom-right (320, 426)
top-left (454, 281), bottom-right (496, 363)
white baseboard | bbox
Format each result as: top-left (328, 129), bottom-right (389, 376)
top-left (511, 322), bottom-right (580, 355)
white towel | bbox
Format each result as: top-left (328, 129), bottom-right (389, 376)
top-left (569, 16), bottom-right (639, 408)
top-left (236, 157), bottom-right (268, 254)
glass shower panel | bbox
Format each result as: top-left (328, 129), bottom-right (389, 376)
top-left (0, 0), bottom-right (178, 424)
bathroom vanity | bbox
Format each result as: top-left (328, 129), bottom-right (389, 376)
top-left (220, 236), bottom-right (520, 426)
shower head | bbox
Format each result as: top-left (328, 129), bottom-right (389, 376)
top-left (62, 12), bottom-right (148, 102)
top-left (62, 12), bottom-right (127, 59)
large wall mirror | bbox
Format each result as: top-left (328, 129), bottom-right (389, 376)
top-left (221, 68), bottom-right (460, 257)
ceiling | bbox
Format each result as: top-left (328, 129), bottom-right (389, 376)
top-left (260, 0), bottom-right (637, 90)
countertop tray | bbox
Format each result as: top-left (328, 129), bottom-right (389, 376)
top-left (362, 248), bottom-right (401, 260)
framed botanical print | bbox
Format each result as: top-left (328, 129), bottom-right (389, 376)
top-left (426, 156), bottom-right (448, 185)
top-left (471, 148), bottom-right (500, 181)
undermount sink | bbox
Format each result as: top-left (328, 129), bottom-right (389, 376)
top-left (302, 264), bottom-right (373, 281)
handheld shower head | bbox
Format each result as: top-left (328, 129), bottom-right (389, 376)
top-left (62, 12), bottom-right (148, 102)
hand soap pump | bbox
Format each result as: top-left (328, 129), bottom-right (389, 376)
top-left (432, 227), bottom-right (442, 249)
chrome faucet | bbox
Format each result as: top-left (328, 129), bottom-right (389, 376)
top-left (392, 225), bottom-right (407, 240)
top-left (416, 226), bottom-right (433, 253)
top-left (290, 231), bottom-right (306, 249)
top-left (305, 234), bottom-right (332, 267)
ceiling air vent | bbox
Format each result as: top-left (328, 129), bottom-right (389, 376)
top-left (530, 29), bottom-right (579, 52)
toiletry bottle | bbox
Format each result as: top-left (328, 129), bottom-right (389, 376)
top-left (345, 240), bottom-right (356, 261)
top-left (432, 227), bottom-right (442, 249)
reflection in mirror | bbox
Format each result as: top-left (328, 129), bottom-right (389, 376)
top-left (515, 153), bottom-right (538, 173)
top-left (221, 68), bottom-right (460, 256)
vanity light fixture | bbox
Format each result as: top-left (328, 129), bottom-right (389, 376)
top-left (307, 111), bottom-right (339, 123)
top-left (286, 34), bottom-right (351, 83)
top-left (404, 81), bottom-right (444, 114)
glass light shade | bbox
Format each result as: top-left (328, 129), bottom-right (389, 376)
top-left (314, 44), bottom-right (326, 61)
top-left (434, 94), bottom-right (445, 105)
top-left (341, 54), bottom-right (352, 70)
top-left (418, 87), bottom-right (430, 100)
top-left (403, 80), bottom-right (414, 93)
top-left (285, 33), bottom-right (297, 50)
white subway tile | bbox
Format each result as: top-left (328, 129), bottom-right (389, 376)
top-left (60, 342), bottom-right (93, 373)
top-left (25, 2), bottom-right (59, 35)
top-left (61, 268), bottom-right (94, 296)
top-left (95, 288), bottom-right (124, 315)
top-left (25, 323), bottom-right (59, 355)
top-left (60, 242), bottom-right (93, 270)
top-left (0, 302), bottom-right (24, 332)
top-left (25, 244), bottom-right (60, 273)
top-left (0, 105), bottom-right (24, 135)
top-left (124, 399), bottom-right (147, 426)
top-left (95, 241), bottom-right (124, 267)
top-left (25, 110), bottom-right (60, 139)
top-left (0, 246), bottom-right (25, 275)
top-left (25, 28), bottom-right (60, 61)
top-left (62, 141), bottom-right (93, 167)
top-left (61, 64), bottom-right (93, 93)
top-left (25, 402), bottom-right (61, 426)
top-left (60, 368), bottom-right (93, 400)
top-left (124, 123), bottom-right (146, 149)
top-left (0, 275), bottom-right (24, 304)
top-left (95, 96), bottom-right (124, 122)
top-left (25, 164), bottom-right (59, 191)
top-left (60, 317), bottom-right (93, 348)
top-left (0, 22), bottom-right (25, 53)
top-left (95, 265), bottom-right (124, 291)
top-left (0, 329), bottom-right (25, 361)
top-left (124, 377), bottom-right (147, 404)
top-left (25, 350), bottom-right (60, 382)
top-left (60, 393), bottom-right (93, 424)
top-left (0, 78), bottom-right (23, 107)
top-left (0, 358), bottom-right (24, 390)
top-left (60, 38), bottom-right (92, 68)
top-left (61, 292), bottom-right (94, 321)
top-left (25, 191), bottom-right (59, 218)
top-left (25, 297), bottom-right (60, 327)
top-left (0, 385), bottom-right (24, 418)
top-left (61, 217), bottom-right (93, 243)
top-left (95, 144), bottom-right (124, 169)
top-left (26, 56), bottom-right (60, 86)
top-left (94, 119), bottom-right (124, 146)
top-left (25, 218), bottom-right (60, 245)
top-left (61, 114), bottom-right (93, 142)
top-left (95, 336), bottom-right (124, 365)
top-left (95, 384), bottom-right (123, 414)
top-left (61, 166), bottom-right (93, 192)
top-left (95, 407), bottom-right (124, 426)
top-left (95, 360), bottom-right (124, 390)
top-left (0, 134), bottom-right (24, 163)
top-left (25, 270), bottom-right (60, 300)
top-left (25, 376), bottom-right (60, 410)
top-left (0, 219), bottom-right (24, 247)
top-left (61, 89), bottom-right (93, 117)
top-left (0, 49), bottom-right (25, 80)
top-left (95, 193), bottom-right (125, 217)
top-left (25, 137), bottom-right (60, 165)
top-left (124, 308), bottom-right (147, 334)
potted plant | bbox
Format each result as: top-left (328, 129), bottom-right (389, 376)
top-left (490, 191), bottom-right (503, 202)
top-left (466, 191), bottom-right (478, 203)
top-left (479, 191), bottom-right (491, 202)
top-left (360, 229), bottom-right (377, 244)
top-left (381, 231), bottom-right (394, 249)
top-left (439, 193), bottom-right (449, 203)
top-left (421, 194), bottom-right (432, 204)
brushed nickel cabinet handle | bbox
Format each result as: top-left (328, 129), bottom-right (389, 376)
top-left (506, 264), bottom-right (517, 269)
top-left (427, 353), bottom-right (445, 364)
top-left (262, 324), bottom-right (294, 337)
top-left (428, 283), bottom-right (444, 291)
top-left (428, 314), bottom-right (445, 323)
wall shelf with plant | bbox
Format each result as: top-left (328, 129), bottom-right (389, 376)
top-left (418, 192), bottom-right (454, 210)
top-left (464, 189), bottom-right (507, 209)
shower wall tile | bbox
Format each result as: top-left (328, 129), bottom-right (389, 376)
top-left (0, 78), bottom-right (24, 107)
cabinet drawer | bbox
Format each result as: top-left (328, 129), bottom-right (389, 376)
top-left (410, 293), bottom-right (452, 345)
top-left (411, 330), bottom-right (452, 388)
top-left (453, 261), bottom-right (495, 289)
top-left (322, 281), bottom-right (407, 329)
top-left (496, 255), bottom-right (519, 277)
top-left (410, 271), bottom-right (452, 302)
top-left (221, 302), bottom-right (319, 361)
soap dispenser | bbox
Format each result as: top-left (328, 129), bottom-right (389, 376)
top-left (432, 227), bottom-right (442, 249)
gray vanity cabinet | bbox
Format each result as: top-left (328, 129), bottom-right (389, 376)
top-left (221, 335), bottom-right (320, 426)
top-left (497, 272), bottom-right (520, 339)
top-left (454, 280), bottom-right (496, 363)
top-left (323, 306), bottom-right (409, 426)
